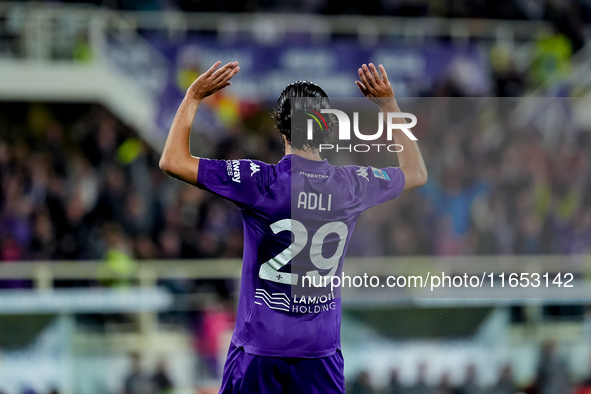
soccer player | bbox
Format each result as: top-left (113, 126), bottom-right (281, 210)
top-left (159, 60), bottom-right (427, 393)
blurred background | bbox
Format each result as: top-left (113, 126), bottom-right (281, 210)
top-left (1, 0), bottom-right (591, 393)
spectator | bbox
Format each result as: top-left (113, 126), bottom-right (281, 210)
top-left (408, 363), bottom-right (432, 394)
top-left (456, 364), bottom-right (480, 394)
top-left (349, 370), bottom-right (377, 394)
top-left (152, 358), bottom-right (174, 394)
top-left (534, 341), bottom-right (570, 394)
top-left (194, 299), bottom-right (235, 379)
top-left (388, 368), bottom-right (406, 394)
top-left (574, 368), bottom-right (591, 394)
top-left (434, 372), bottom-right (454, 394)
top-left (491, 364), bottom-right (517, 394)
top-left (123, 352), bottom-right (156, 394)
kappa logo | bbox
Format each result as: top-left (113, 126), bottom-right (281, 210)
top-left (356, 167), bottom-right (369, 182)
top-left (249, 160), bottom-right (260, 176)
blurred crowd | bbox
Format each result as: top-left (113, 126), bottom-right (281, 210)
top-left (7, 0), bottom-right (590, 21)
top-left (3, 0), bottom-right (590, 52)
top-left (1, 86), bottom-right (591, 268)
top-left (122, 352), bottom-right (174, 394)
top-left (350, 363), bottom-right (517, 394)
top-left (349, 342), bottom-right (591, 394)
top-left (0, 102), bottom-right (249, 273)
top-left (0, 353), bottom-right (174, 394)
top-left (346, 95), bottom-right (591, 257)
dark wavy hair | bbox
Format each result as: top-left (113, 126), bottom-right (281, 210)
top-left (271, 81), bottom-right (333, 151)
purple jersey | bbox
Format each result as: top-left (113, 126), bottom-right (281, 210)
top-left (197, 154), bottom-right (405, 358)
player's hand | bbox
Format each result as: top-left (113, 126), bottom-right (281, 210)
top-left (187, 61), bottom-right (240, 101)
top-left (355, 63), bottom-right (396, 109)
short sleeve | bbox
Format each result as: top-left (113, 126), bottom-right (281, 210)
top-left (197, 158), bottom-right (272, 209)
top-left (356, 166), bottom-right (405, 210)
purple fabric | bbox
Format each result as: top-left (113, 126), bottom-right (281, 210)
top-left (0, 215), bottom-right (31, 247)
top-left (219, 342), bottom-right (345, 394)
top-left (197, 154), bottom-right (404, 358)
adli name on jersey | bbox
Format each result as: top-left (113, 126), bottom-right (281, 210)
top-left (297, 192), bottom-right (332, 211)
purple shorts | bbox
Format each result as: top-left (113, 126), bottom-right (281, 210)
top-left (219, 343), bottom-right (345, 394)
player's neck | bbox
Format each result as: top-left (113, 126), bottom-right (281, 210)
top-left (284, 144), bottom-right (323, 161)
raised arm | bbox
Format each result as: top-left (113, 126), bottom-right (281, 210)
top-left (356, 63), bottom-right (428, 192)
top-left (159, 61), bottom-right (240, 185)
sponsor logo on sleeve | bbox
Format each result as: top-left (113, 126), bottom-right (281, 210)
top-left (371, 167), bottom-right (391, 180)
top-left (231, 160), bottom-right (241, 183)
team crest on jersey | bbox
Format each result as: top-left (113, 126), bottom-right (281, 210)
top-left (356, 167), bottom-right (369, 182)
top-left (249, 160), bottom-right (260, 176)
top-left (371, 167), bottom-right (391, 180)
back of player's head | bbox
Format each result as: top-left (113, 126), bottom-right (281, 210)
top-left (272, 81), bottom-right (332, 151)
